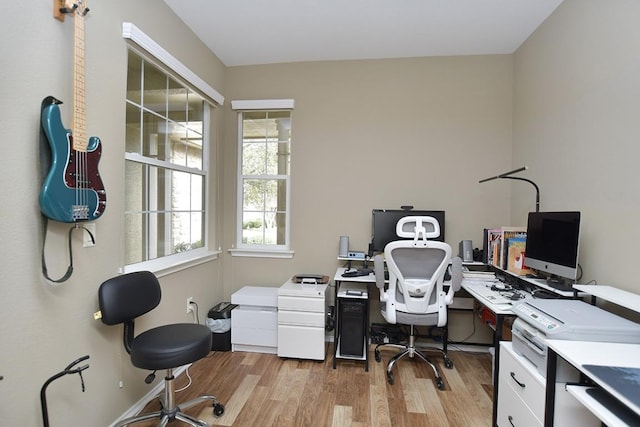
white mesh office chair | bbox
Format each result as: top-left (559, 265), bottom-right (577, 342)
top-left (373, 216), bottom-right (462, 389)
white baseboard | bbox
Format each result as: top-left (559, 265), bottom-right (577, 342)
top-left (108, 365), bottom-right (190, 427)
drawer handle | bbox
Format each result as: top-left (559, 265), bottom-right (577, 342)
top-left (508, 415), bottom-right (515, 427)
top-left (510, 371), bottom-right (526, 388)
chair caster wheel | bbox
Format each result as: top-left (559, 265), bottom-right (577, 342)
top-left (444, 358), bottom-right (453, 369)
top-left (375, 350), bottom-right (381, 363)
top-left (213, 403), bottom-right (225, 416)
top-left (387, 371), bottom-right (394, 385)
top-left (436, 378), bottom-right (445, 390)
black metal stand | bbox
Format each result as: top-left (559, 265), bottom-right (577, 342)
top-left (40, 355), bottom-right (89, 427)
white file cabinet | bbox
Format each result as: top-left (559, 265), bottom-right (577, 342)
top-left (277, 280), bottom-right (328, 360)
top-left (231, 286), bottom-right (279, 354)
top-left (497, 342), bottom-right (599, 427)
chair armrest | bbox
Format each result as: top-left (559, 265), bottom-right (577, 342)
top-left (444, 256), bottom-right (463, 305)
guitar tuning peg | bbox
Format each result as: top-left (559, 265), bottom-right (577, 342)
top-left (59, 3), bottom-right (78, 14)
top-left (82, 7), bottom-right (90, 16)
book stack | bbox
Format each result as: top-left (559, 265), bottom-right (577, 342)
top-left (462, 270), bottom-right (498, 283)
top-left (482, 226), bottom-right (533, 276)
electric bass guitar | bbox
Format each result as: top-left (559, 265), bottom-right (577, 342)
top-left (40, 0), bottom-right (106, 223)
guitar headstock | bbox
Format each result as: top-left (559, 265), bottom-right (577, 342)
top-left (54, 0), bottom-right (89, 21)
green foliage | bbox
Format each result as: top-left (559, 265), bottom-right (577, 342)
top-left (173, 240), bottom-right (203, 253)
top-left (243, 219), bottom-right (263, 229)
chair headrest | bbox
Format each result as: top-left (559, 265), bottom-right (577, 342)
top-left (396, 216), bottom-right (441, 242)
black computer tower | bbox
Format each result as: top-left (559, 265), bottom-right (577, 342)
top-left (338, 299), bottom-right (366, 357)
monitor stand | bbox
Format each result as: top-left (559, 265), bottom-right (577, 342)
top-left (545, 276), bottom-right (574, 292)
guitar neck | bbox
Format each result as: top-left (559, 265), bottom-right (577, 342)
top-left (72, 3), bottom-right (87, 152)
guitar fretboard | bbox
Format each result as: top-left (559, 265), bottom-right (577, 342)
top-left (72, 3), bottom-right (87, 152)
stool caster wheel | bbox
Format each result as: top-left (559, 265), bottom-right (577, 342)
top-left (444, 357), bottom-right (453, 369)
top-left (387, 371), bottom-right (394, 385)
top-left (375, 350), bottom-right (382, 363)
top-left (213, 403), bottom-right (225, 416)
top-left (436, 378), bottom-right (445, 390)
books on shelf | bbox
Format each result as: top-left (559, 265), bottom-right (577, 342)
top-left (482, 226), bottom-right (533, 275)
top-left (499, 226), bottom-right (527, 269)
top-left (484, 228), bottom-right (502, 267)
top-left (505, 236), bottom-right (534, 276)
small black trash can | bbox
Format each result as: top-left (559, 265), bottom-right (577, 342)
top-left (206, 302), bottom-right (237, 351)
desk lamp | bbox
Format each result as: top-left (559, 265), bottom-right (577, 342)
top-left (479, 166), bottom-right (540, 212)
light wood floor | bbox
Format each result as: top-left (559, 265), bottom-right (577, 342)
top-left (132, 344), bottom-right (493, 426)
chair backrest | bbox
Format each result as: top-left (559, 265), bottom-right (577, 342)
top-left (377, 216), bottom-right (453, 326)
top-left (98, 271), bottom-right (161, 325)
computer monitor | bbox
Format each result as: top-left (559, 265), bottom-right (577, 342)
top-left (369, 209), bottom-right (445, 255)
top-left (524, 211), bottom-right (581, 287)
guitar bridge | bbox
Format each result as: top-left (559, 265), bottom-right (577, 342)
top-left (72, 205), bottom-right (90, 221)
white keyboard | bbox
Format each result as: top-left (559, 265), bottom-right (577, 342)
top-left (466, 282), bottom-right (514, 305)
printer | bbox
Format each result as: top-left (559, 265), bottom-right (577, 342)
top-left (511, 299), bottom-right (640, 377)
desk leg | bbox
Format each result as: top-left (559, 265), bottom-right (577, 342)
top-left (364, 283), bottom-right (370, 372)
top-left (544, 348), bottom-right (558, 426)
top-left (492, 314), bottom-right (504, 427)
top-left (333, 280), bottom-right (340, 369)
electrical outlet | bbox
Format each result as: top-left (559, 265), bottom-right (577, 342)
top-left (83, 223), bottom-right (96, 247)
top-left (186, 297), bottom-right (194, 314)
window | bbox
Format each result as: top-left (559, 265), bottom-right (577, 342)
top-left (232, 100), bottom-right (294, 256)
top-left (123, 49), bottom-right (213, 270)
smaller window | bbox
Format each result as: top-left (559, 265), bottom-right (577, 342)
top-left (232, 100), bottom-right (294, 256)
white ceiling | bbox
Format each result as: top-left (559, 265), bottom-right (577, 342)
top-left (163, 0), bottom-right (564, 67)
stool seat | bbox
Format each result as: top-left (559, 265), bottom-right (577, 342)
top-left (131, 324), bottom-right (212, 370)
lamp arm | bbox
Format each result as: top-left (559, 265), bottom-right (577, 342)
top-left (500, 176), bottom-right (540, 212)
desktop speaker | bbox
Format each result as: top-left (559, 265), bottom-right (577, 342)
top-left (339, 236), bottom-right (349, 258)
top-left (459, 240), bottom-right (473, 262)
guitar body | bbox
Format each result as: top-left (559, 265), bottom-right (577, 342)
top-left (39, 97), bottom-right (106, 222)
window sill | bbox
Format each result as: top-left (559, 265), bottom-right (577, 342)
top-left (229, 248), bottom-right (294, 259)
top-left (122, 249), bottom-right (220, 277)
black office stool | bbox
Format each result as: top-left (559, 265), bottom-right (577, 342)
top-left (98, 271), bottom-right (224, 426)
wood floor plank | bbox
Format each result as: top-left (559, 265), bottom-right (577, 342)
top-left (198, 374), bottom-right (260, 426)
top-left (129, 346), bottom-right (492, 427)
top-left (332, 405), bottom-right (353, 427)
top-left (369, 383), bottom-right (392, 427)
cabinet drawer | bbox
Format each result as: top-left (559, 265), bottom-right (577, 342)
top-left (278, 310), bottom-right (325, 327)
top-left (232, 306), bottom-right (278, 330)
top-left (497, 378), bottom-right (543, 427)
top-left (278, 295), bottom-right (325, 312)
top-left (499, 342), bottom-right (545, 419)
top-left (277, 324), bottom-right (325, 360)
top-left (232, 326), bottom-right (277, 347)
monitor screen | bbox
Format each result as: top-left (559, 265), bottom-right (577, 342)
top-left (524, 211), bottom-right (581, 282)
top-left (370, 209), bottom-right (445, 255)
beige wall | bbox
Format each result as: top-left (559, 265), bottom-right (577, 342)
top-left (512, 0), bottom-right (640, 292)
top-left (3, 0), bottom-right (639, 425)
top-left (221, 56), bottom-right (515, 299)
top-left (0, 1), bottom-right (226, 425)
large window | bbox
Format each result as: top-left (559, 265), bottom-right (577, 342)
top-left (124, 49), bottom-right (212, 268)
top-left (233, 100), bottom-right (293, 255)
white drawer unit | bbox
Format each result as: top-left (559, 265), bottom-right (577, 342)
top-left (498, 342), bottom-right (600, 427)
top-left (231, 286), bottom-right (279, 354)
top-left (277, 280), bottom-right (328, 360)
top-left (498, 342), bottom-right (545, 427)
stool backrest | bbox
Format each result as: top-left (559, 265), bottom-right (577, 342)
top-left (98, 271), bottom-right (161, 325)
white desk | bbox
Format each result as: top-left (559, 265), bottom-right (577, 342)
top-left (573, 284), bottom-right (640, 311)
top-left (545, 340), bottom-right (640, 426)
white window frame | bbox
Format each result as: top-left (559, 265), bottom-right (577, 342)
top-left (121, 23), bottom-right (224, 275)
top-left (230, 99), bottom-right (294, 258)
